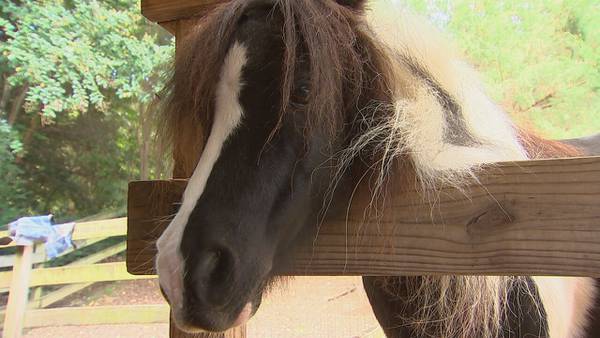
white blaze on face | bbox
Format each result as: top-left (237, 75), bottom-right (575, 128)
top-left (156, 42), bottom-right (248, 322)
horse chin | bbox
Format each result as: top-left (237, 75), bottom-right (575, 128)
top-left (174, 291), bottom-right (262, 333)
top-left (231, 302), bottom-right (254, 327)
top-left (174, 302), bottom-right (255, 334)
top-left (225, 290), bottom-right (263, 330)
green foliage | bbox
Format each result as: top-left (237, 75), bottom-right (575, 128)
top-left (403, 0), bottom-right (600, 139)
top-left (0, 0), bottom-right (173, 222)
top-left (0, 119), bottom-right (27, 224)
top-left (1, 0), bottom-right (171, 119)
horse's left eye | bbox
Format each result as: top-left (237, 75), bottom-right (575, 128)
top-left (291, 84), bottom-right (310, 106)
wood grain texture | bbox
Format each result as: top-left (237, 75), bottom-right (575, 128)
top-left (0, 262), bottom-right (153, 288)
top-left (23, 305), bottom-right (169, 328)
top-left (3, 246), bottom-right (34, 338)
top-left (142, 0), bottom-right (225, 24)
top-left (127, 156), bottom-right (600, 277)
top-left (0, 218), bottom-right (126, 249)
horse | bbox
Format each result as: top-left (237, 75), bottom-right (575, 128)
top-left (154, 1), bottom-right (599, 337)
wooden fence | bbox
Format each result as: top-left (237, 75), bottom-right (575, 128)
top-left (0, 218), bottom-right (169, 338)
top-left (127, 156), bottom-right (600, 338)
top-left (128, 157), bottom-right (600, 277)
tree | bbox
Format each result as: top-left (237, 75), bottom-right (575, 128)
top-left (392, 0), bottom-right (600, 139)
top-left (0, 119), bottom-right (27, 223)
top-left (0, 0), bottom-right (173, 223)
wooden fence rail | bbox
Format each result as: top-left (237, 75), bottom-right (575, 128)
top-left (24, 304), bottom-right (169, 328)
top-left (127, 156), bottom-right (600, 278)
top-left (0, 217), bottom-right (166, 338)
top-left (0, 218), bottom-right (128, 249)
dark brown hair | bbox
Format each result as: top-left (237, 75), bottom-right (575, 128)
top-left (158, 0), bottom-right (396, 177)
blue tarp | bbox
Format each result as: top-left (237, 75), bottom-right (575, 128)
top-left (8, 215), bottom-right (75, 259)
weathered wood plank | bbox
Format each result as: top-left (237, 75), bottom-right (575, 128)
top-left (141, 0), bottom-right (225, 24)
top-left (0, 252), bottom-right (45, 269)
top-left (23, 304), bottom-right (169, 328)
top-left (0, 262), bottom-right (153, 289)
top-left (70, 218), bottom-right (127, 241)
top-left (127, 156), bottom-right (600, 277)
top-left (3, 246), bottom-right (34, 338)
top-left (0, 218), bottom-right (127, 249)
top-left (33, 242), bottom-right (128, 308)
top-left (0, 238), bottom-right (104, 266)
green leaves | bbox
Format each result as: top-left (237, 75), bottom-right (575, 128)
top-left (0, 119), bottom-right (27, 224)
top-left (1, 0), bottom-right (173, 120)
top-left (0, 0), bottom-right (173, 223)
top-left (402, 0), bottom-right (600, 139)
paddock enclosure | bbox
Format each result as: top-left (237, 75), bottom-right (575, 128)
top-left (0, 218), bottom-right (169, 338)
top-left (121, 1), bottom-right (600, 338)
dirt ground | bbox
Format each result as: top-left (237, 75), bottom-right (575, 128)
top-left (23, 276), bottom-right (385, 338)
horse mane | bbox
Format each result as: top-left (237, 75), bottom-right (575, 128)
top-left (158, 0), bottom-right (395, 177)
top-left (157, 1), bottom-right (583, 337)
top-left (157, 0), bottom-right (245, 177)
top-left (518, 128), bottom-right (583, 158)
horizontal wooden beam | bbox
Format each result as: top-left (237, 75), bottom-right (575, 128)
top-left (0, 252), bottom-right (45, 269)
top-left (32, 242), bottom-right (130, 308)
top-left (141, 0), bottom-right (224, 24)
top-left (70, 218), bottom-right (127, 240)
top-left (127, 156), bottom-right (600, 277)
top-left (0, 262), bottom-right (153, 288)
top-left (24, 304), bottom-right (169, 328)
top-left (0, 217), bottom-right (127, 249)
top-left (0, 242), bottom-right (128, 308)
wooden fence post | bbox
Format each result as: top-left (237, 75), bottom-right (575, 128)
top-left (30, 244), bottom-right (45, 309)
top-left (3, 245), bottom-right (34, 338)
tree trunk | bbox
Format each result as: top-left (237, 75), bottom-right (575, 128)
top-left (15, 113), bottom-right (38, 163)
top-left (8, 85), bottom-right (29, 126)
top-left (0, 75), bottom-right (12, 115)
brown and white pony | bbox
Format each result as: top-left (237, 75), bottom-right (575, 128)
top-left (154, 0), bottom-right (599, 337)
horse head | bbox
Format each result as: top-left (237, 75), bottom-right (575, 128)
top-left (155, 0), bottom-right (375, 332)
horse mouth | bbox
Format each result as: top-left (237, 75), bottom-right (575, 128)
top-left (231, 302), bottom-right (254, 327)
top-left (163, 286), bottom-right (263, 333)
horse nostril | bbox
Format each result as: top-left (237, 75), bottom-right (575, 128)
top-left (197, 250), bottom-right (220, 281)
top-left (192, 247), bottom-right (236, 305)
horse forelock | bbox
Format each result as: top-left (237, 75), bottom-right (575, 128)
top-left (158, 1), bottom-right (248, 177)
top-left (157, 0), bottom-right (399, 177)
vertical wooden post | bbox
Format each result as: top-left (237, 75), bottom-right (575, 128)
top-left (168, 18), bottom-right (246, 338)
top-left (3, 245), bottom-right (34, 338)
top-left (30, 245), bottom-right (45, 309)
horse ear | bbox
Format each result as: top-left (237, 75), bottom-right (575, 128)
top-left (336, 0), bottom-right (368, 11)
